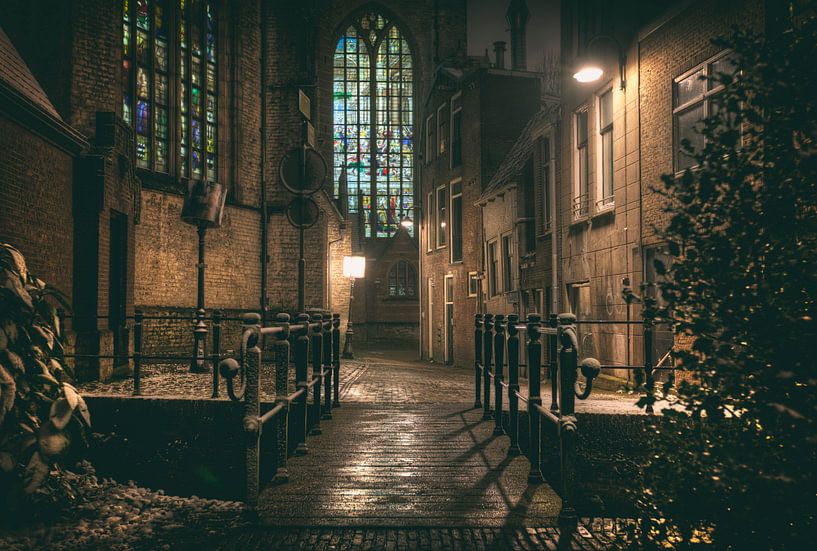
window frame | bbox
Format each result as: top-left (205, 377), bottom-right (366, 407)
top-left (425, 114), bottom-right (435, 164)
top-left (449, 179), bottom-right (463, 263)
top-left (467, 271), bottom-right (479, 298)
top-left (122, 0), bottom-right (220, 180)
top-left (436, 184), bottom-right (447, 249)
top-left (387, 259), bottom-right (417, 298)
top-left (538, 133), bottom-right (555, 236)
top-left (426, 190), bottom-right (434, 252)
top-left (673, 50), bottom-right (733, 174)
top-left (487, 239), bottom-right (499, 297)
top-left (437, 102), bottom-right (449, 157)
top-left (450, 92), bottom-right (462, 169)
top-left (501, 232), bottom-right (515, 293)
top-left (596, 87), bottom-right (614, 211)
top-left (573, 107), bottom-right (590, 220)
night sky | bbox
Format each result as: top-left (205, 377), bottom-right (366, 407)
top-left (468, 0), bottom-right (560, 71)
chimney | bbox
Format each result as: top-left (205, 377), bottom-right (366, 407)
top-left (493, 41), bottom-right (507, 69)
top-left (506, 0), bottom-right (530, 70)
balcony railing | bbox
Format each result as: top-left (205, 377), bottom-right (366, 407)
top-left (572, 193), bottom-right (589, 219)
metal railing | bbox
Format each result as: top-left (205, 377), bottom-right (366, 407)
top-left (218, 311), bottom-right (342, 507)
top-left (572, 193), bottom-right (589, 219)
top-left (474, 308), bottom-right (672, 527)
top-left (59, 309), bottom-right (247, 398)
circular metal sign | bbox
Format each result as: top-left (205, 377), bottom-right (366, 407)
top-left (279, 147), bottom-right (328, 195)
top-left (286, 196), bottom-right (320, 229)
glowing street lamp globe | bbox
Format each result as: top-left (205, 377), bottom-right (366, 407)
top-left (343, 255), bottom-right (366, 279)
top-left (573, 66), bottom-right (604, 83)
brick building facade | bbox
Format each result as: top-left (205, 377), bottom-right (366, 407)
top-left (418, 42), bottom-right (541, 365)
top-left (0, 0), bottom-right (467, 380)
top-left (468, 0), bottom-right (766, 383)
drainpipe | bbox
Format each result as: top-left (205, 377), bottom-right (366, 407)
top-left (550, 132), bottom-right (558, 314)
top-left (259, 1), bottom-right (269, 324)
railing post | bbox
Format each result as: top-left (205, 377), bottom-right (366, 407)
top-left (548, 313), bottom-right (559, 412)
top-left (507, 314), bottom-right (521, 455)
top-left (242, 313), bottom-right (262, 507)
top-left (474, 314), bottom-right (483, 409)
top-left (527, 314), bottom-right (543, 482)
top-left (322, 313), bottom-right (333, 420)
top-left (557, 313), bottom-right (578, 527)
top-left (309, 312), bottom-right (323, 435)
top-left (133, 309), bottom-right (143, 396)
top-left (643, 296), bottom-right (656, 414)
top-left (332, 313), bottom-right (341, 407)
top-left (493, 314), bottom-right (506, 436)
top-left (294, 313), bottom-right (310, 455)
top-left (482, 314), bottom-right (494, 420)
top-left (211, 309), bottom-right (222, 398)
top-left (272, 314), bottom-right (291, 483)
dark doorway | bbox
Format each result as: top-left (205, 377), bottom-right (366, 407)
top-left (108, 210), bottom-right (129, 369)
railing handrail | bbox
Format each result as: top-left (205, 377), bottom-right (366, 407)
top-left (474, 308), bottom-right (664, 529)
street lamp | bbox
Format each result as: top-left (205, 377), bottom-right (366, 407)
top-left (572, 33), bottom-right (626, 90)
top-left (341, 255), bottom-right (366, 359)
top-left (181, 179), bottom-right (227, 373)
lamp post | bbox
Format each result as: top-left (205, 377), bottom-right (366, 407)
top-left (572, 33), bottom-right (626, 90)
top-left (182, 180), bottom-right (227, 373)
top-left (341, 255), bottom-right (366, 359)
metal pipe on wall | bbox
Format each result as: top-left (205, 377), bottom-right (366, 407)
top-left (259, 0), bottom-right (269, 325)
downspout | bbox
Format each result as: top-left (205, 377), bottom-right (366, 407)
top-left (550, 127), bottom-right (558, 314)
top-left (259, 1), bottom-right (269, 323)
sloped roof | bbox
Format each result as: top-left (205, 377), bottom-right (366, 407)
top-left (0, 26), bottom-right (61, 120)
top-left (481, 106), bottom-right (557, 199)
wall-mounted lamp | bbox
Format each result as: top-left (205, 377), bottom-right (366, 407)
top-left (572, 33), bottom-right (626, 90)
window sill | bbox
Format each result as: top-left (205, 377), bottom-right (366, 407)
top-left (449, 260), bottom-right (463, 266)
top-left (385, 295), bottom-right (419, 302)
top-left (569, 216), bottom-right (589, 228)
top-left (593, 203), bottom-right (615, 219)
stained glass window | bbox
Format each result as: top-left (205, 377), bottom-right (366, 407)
top-left (122, 0), bottom-right (217, 179)
top-left (334, 12), bottom-right (414, 238)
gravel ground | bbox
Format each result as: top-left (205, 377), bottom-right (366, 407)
top-left (0, 462), bottom-right (249, 551)
top-left (77, 359), bottom-right (365, 402)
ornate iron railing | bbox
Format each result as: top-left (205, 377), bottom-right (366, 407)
top-left (474, 303), bottom-right (672, 527)
top-left (219, 311), bottom-right (342, 507)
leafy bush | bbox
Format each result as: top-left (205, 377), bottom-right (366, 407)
top-left (0, 244), bottom-right (91, 515)
top-left (641, 10), bottom-right (817, 548)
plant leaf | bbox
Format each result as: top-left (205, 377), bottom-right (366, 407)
top-left (22, 450), bottom-right (49, 494)
top-left (49, 397), bottom-right (74, 430)
top-left (38, 422), bottom-right (70, 458)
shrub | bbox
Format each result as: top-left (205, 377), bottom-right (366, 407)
top-left (641, 9), bottom-right (817, 548)
top-left (0, 243), bottom-right (91, 515)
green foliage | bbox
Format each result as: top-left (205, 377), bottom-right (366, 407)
top-left (0, 243), bottom-right (91, 514)
top-left (641, 10), bottom-right (817, 548)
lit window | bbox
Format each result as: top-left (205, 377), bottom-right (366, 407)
top-left (425, 114), bottom-right (434, 163)
top-left (436, 185), bottom-right (447, 248)
top-left (333, 13), bottom-right (414, 238)
top-left (122, 0), bottom-right (218, 178)
top-left (598, 89), bottom-right (614, 208)
top-left (673, 51), bottom-right (736, 172)
top-left (573, 109), bottom-right (589, 219)
top-left (437, 103), bottom-right (449, 156)
top-left (388, 260), bottom-right (416, 297)
top-left (426, 191), bottom-right (434, 252)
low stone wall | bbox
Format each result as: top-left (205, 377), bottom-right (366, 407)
top-left (85, 395), bottom-right (318, 501)
top-left (512, 411), bottom-right (649, 516)
top-left (356, 321), bottom-right (420, 345)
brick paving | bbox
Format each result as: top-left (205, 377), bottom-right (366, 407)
top-left (73, 348), bottom-right (642, 549)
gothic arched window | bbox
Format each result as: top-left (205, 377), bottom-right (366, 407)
top-left (388, 260), bottom-right (416, 297)
top-left (122, 0), bottom-right (218, 180)
top-left (333, 11), bottom-right (414, 238)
